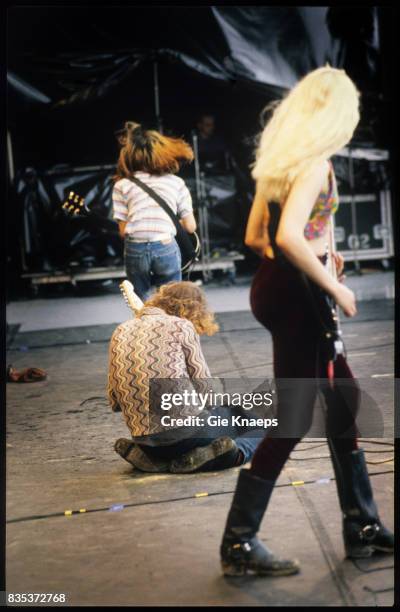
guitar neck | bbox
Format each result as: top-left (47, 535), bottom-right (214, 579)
top-left (120, 280), bottom-right (144, 315)
top-left (328, 218), bottom-right (342, 332)
top-left (324, 217), bottom-right (338, 281)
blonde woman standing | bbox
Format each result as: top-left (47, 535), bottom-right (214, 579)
top-left (220, 67), bottom-right (394, 576)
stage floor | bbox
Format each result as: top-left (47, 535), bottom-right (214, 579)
top-left (6, 302), bottom-right (394, 606)
top-left (6, 270), bottom-right (395, 332)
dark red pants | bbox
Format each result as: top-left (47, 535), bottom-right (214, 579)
top-left (249, 255), bottom-right (358, 481)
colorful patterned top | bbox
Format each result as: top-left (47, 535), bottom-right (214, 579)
top-left (304, 161), bottom-right (339, 240)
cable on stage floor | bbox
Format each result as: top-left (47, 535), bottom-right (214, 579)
top-left (79, 396), bottom-right (109, 406)
top-left (289, 439), bottom-right (393, 463)
top-left (288, 454), bottom-right (332, 460)
top-left (6, 469), bottom-right (393, 526)
top-left (354, 448), bottom-right (394, 453)
top-left (214, 351), bottom-right (393, 375)
top-left (288, 443), bottom-right (327, 451)
top-left (296, 440), bottom-right (394, 445)
top-left (351, 559), bottom-right (394, 574)
top-left (109, 504), bottom-right (124, 512)
top-left (53, 404), bottom-right (395, 463)
top-left (363, 585), bottom-right (394, 605)
top-left (358, 439), bottom-right (395, 446)
top-left (288, 454), bottom-right (394, 464)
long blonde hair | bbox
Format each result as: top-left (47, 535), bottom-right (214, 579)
top-left (251, 67), bottom-right (360, 203)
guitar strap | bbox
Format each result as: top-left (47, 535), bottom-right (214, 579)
top-left (128, 175), bottom-right (198, 271)
top-left (128, 175), bottom-right (184, 235)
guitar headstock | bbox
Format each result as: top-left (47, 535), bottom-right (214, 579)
top-left (120, 280), bottom-right (144, 316)
top-left (62, 191), bottom-right (88, 216)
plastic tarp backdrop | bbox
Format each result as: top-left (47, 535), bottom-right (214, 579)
top-left (7, 6), bottom-right (382, 274)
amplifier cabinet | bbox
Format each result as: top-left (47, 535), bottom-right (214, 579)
top-left (333, 189), bottom-right (393, 262)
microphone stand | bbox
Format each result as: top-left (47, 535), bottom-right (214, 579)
top-left (192, 132), bottom-right (211, 281)
top-left (153, 58), bottom-right (163, 134)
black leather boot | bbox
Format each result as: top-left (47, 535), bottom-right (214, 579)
top-left (220, 469), bottom-right (300, 576)
top-left (328, 441), bottom-right (394, 558)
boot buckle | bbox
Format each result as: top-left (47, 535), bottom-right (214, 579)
top-left (232, 542), bottom-right (252, 552)
top-left (360, 523), bottom-right (380, 542)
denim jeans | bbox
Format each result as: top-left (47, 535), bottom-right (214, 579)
top-left (138, 405), bottom-right (265, 468)
top-left (141, 433), bottom-right (262, 467)
top-left (125, 238), bottom-right (182, 301)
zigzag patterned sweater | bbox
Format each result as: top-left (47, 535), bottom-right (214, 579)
top-left (108, 306), bottom-right (211, 438)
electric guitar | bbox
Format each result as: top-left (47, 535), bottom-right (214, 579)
top-left (307, 268), bottom-right (344, 365)
top-left (119, 279), bottom-right (144, 315)
top-left (61, 191), bottom-right (118, 234)
top-left (62, 190), bottom-right (200, 272)
top-left (305, 221), bottom-right (345, 385)
top-left (268, 201), bottom-right (344, 380)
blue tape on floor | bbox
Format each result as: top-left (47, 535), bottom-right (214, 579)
top-left (109, 504), bottom-right (125, 512)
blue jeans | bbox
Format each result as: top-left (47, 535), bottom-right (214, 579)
top-left (125, 238), bottom-right (182, 301)
top-left (138, 406), bottom-right (265, 468)
top-left (143, 433), bottom-right (262, 467)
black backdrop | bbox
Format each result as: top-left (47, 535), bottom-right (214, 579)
top-left (8, 6), bottom-right (387, 168)
top-left (6, 6), bottom-right (395, 291)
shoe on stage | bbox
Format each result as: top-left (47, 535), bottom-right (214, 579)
top-left (169, 437), bottom-right (240, 473)
top-left (114, 438), bottom-right (169, 473)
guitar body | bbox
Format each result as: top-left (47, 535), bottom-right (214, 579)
top-left (180, 231), bottom-right (201, 272)
top-left (306, 279), bottom-right (344, 364)
top-left (267, 201), bottom-right (344, 371)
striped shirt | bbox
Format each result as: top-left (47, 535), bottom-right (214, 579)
top-left (112, 172), bottom-right (193, 241)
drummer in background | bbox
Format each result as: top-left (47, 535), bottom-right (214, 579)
top-left (194, 113), bottom-right (231, 174)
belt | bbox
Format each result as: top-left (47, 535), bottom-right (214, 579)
top-left (126, 236), bottom-right (173, 244)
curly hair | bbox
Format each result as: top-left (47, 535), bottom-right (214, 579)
top-left (142, 281), bottom-right (219, 336)
top-left (114, 122), bottom-right (194, 179)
